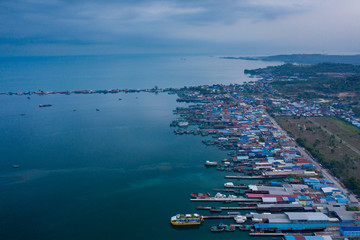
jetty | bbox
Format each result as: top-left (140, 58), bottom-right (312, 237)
top-left (225, 175), bottom-right (268, 179)
top-left (197, 206), bottom-right (257, 211)
top-left (202, 215), bottom-right (237, 219)
top-left (190, 197), bottom-right (260, 202)
top-left (249, 232), bottom-right (285, 236)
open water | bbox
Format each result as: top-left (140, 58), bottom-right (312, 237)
top-left (0, 55), bottom-right (281, 239)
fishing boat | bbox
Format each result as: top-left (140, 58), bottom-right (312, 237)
top-left (191, 192), bottom-right (210, 199)
top-left (225, 225), bottom-right (236, 232)
top-left (234, 215), bottom-right (247, 223)
top-left (224, 182), bottom-right (235, 187)
top-left (178, 121), bottom-right (189, 127)
top-left (239, 225), bottom-right (251, 231)
top-left (210, 224), bottom-right (225, 232)
top-left (209, 207), bottom-right (222, 213)
top-left (170, 214), bottom-right (204, 226)
top-left (205, 161), bottom-right (218, 167)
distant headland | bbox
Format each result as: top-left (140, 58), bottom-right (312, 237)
top-left (221, 54), bottom-right (360, 65)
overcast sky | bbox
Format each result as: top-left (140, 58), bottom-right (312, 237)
top-left (1, 0), bottom-right (360, 56)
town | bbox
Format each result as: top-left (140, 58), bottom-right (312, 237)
top-left (170, 81), bottom-right (360, 238)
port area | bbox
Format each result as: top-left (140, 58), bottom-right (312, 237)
top-left (169, 84), bottom-right (360, 239)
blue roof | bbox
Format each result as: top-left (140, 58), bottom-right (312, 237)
top-left (340, 226), bottom-right (360, 231)
top-left (304, 237), bottom-right (327, 240)
top-left (284, 236), bottom-right (296, 240)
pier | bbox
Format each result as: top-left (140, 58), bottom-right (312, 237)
top-left (225, 175), bottom-right (268, 179)
top-left (190, 198), bottom-right (261, 202)
top-left (202, 215), bottom-right (237, 219)
top-left (197, 206), bottom-right (257, 210)
top-left (249, 232), bottom-right (285, 236)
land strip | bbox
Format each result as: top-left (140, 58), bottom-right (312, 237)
top-left (275, 116), bottom-right (360, 195)
top-left (309, 117), bottom-right (360, 153)
top-left (267, 114), bottom-right (359, 203)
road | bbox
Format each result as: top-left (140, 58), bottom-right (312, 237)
top-left (307, 117), bottom-right (360, 156)
top-left (266, 113), bottom-right (359, 204)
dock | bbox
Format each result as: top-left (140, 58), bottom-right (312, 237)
top-left (224, 186), bottom-right (248, 189)
top-left (190, 198), bottom-right (261, 202)
top-left (213, 188), bottom-right (238, 192)
top-left (249, 232), bottom-right (285, 236)
top-left (197, 206), bottom-right (257, 210)
top-left (203, 215), bottom-right (237, 219)
top-left (225, 175), bottom-right (268, 179)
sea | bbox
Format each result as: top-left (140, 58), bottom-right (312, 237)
top-left (0, 55), bottom-right (281, 240)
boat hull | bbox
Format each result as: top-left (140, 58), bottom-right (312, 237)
top-left (171, 221), bottom-right (202, 226)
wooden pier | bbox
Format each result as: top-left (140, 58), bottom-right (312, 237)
top-left (203, 215), bottom-right (236, 219)
top-left (225, 175), bottom-right (268, 179)
top-left (224, 186), bottom-right (248, 189)
top-left (190, 197), bottom-right (261, 202)
top-left (249, 232), bottom-right (285, 236)
top-left (213, 188), bottom-right (237, 192)
top-left (197, 206), bottom-right (257, 210)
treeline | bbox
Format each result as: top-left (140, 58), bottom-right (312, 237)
top-left (224, 54), bottom-right (360, 65)
top-left (270, 75), bottom-right (360, 96)
top-left (245, 63), bottom-right (360, 77)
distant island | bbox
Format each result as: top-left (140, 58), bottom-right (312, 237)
top-left (222, 54), bottom-right (360, 65)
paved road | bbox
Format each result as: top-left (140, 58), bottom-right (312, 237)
top-left (307, 117), bottom-right (360, 156)
top-left (266, 113), bottom-right (359, 204)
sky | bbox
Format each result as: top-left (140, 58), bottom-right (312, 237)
top-left (1, 0), bottom-right (360, 56)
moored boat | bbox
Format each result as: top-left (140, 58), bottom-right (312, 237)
top-left (205, 161), bottom-right (218, 167)
top-left (178, 121), bottom-right (189, 127)
top-left (170, 213), bottom-right (204, 226)
top-left (210, 224), bottom-right (225, 232)
top-left (210, 207), bottom-right (222, 213)
top-left (234, 215), bottom-right (247, 223)
top-left (225, 225), bottom-right (236, 232)
top-left (224, 182), bottom-right (235, 187)
top-left (239, 225), bottom-right (251, 231)
top-left (191, 192), bottom-right (210, 199)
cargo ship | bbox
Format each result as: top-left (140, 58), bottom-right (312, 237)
top-left (170, 213), bottom-right (204, 226)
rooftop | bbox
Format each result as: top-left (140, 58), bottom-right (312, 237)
top-left (285, 212), bottom-right (330, 221)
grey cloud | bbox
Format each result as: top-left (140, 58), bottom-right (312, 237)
top-left (0, 0), bottom-right (359, 55)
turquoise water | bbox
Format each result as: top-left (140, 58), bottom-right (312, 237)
top-left (0, 55), bottom-right (280, 239)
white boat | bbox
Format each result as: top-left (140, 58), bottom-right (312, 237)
top-left (215, 192), bottom-right (226, 198)
top-left (234, 215), bottom-right (247, 223)
top-left (205, 161), bottom-right (218, 166)
top-left (252, 218), bottom-right (263, 223)
top-left (224, 182), bottom-right (234, 187)
top-left (178, 121), bottom-right (189, 127)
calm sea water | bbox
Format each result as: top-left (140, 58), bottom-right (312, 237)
top-left (0, 55), bottom-right (281, 240)
top-left (0, 55), bottom-right (279, 92)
